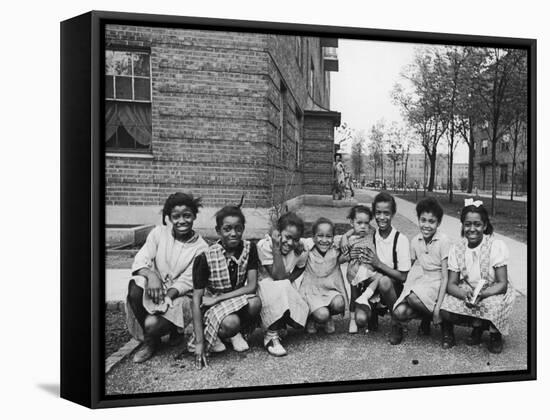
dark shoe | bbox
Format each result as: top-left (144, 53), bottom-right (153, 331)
top-left (488, 332), bottom-right (503, 354)
top-left (389, 324), bottom-right (404, 345)
top-left (368, 311), bottom-right (379, 331)
top-left (418, 318), bottom-right (431, 336)
top-left (441, 322), bottom-right (455, 349)
top-left (466, 326), bottom-right (484, 346)
top-left (133, 338), bottom-right (159, 363)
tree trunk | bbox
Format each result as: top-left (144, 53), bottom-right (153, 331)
top-left (510, 143), bottom-right (517, 201)
top-left (491, 137), bottom-right (497, 217)
top-left (427, 153), bottom-right (436, 192)
top-left (393, 161), bottom-right (397, 192)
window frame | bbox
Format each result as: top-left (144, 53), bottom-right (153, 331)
top-left (105, 47), bottom-right (153, 153)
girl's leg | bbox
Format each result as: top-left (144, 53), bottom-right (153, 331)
top-left (406, 292), bottom-right (430, 316)
top-left (311, 307), bottom-right (330, 324)
top-left (329, 294), bottom-right (346, 315)
top-left (238, 296), bottom-right (262, 333)
top-left (378, 275), bottom-right (398, 310)
top-left (393, 302), bottom-right (415, 323)
top-left (439, 309), bottom-right (456, 349)
top-left (349, 285), bottom-right (359, 313)
top-left (218, 314), bottom-right (241, 339)
top-left (354, 305), bottom-right (371, 329)
top-left (127, 280), bottom-right (148, 326)
top-left (133, 313), bottom-right (171, 363)
top-left (265, 316), bottom-right (288, 357)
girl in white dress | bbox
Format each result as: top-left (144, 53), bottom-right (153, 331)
top-left (257, 213), bottom-right (309, 357)
top-left (440, 199), bottom-right (515, 353)
top-left (126, 192), bottom-right (209, 363)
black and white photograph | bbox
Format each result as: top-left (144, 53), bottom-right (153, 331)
top-left (102, 19), bottom-right (532, 397)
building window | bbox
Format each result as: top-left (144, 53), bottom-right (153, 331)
top-left (308, 59), bottom-right (315, 97)
top-left (105, 49), bottom-right (152, 152)
top-left (500, 164), bottom-right (508, 183)
top-left (295, 37), bottom-right (303, 70)
top-left (501, 134), bottom-right (511, 151)
top-left (481, 139), bottom-right (488, 155)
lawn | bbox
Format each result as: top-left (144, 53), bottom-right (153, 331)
top-left (394, 190), bottom-right (528, 243)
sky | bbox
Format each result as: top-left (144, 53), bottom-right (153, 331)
top-left (330, 39), bottom-right (468, 163)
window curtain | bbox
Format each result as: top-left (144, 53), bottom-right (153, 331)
top-left (105, 102), bottom-right (152, 146)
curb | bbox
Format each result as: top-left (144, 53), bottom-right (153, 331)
top-left (105, 338), bottom-right (140, 374)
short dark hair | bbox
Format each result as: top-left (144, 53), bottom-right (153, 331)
top-left (460, 203), bottom-right (494, 236)
top-left (348, 204), bottom-right (372, 221)
top-left (162, 192), bottom-right (202, 225)
top-left (372, 192), bottom-right (396, 215)
top-left (416, 197), bottom-right (444, 222)
top-left (312, 217), bottom-right (335, 236)
top-left (334, 152), bottom-right (342, 159)
top-left (277, 212), bottom-right (305, 237)
top-left (215, 206), bottom-right (246, 229)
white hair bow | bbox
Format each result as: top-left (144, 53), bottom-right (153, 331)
top-left (464, 198), bottom-right (483, 207)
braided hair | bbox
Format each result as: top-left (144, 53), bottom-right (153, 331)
top-left (161, 192), bottom-right (202, 225)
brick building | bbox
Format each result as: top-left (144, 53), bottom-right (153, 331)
top-left (473, 125), bottom-right (528, 195)
top-left (104, 25), bottom-right (340, 236)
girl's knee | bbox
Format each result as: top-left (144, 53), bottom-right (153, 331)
top-left (393, 304), bottom-right (410, 321)
top-left (143, 315), bottom-right (161, 335)
top-left (378, 276), bottom-right (393, 293)
top-left (439, 309), bottom-right (452, 322)
top-left (247, 296), bottom-right (262, 316)
top-left (127, 280), bottom-right (143, 304)
top-left (355, 308), bottom-right (369, 327)
top-left (312, 307), bottom-right (330, 323)
top-left (219, 314), bottom-right (241, 337)
top-left (330, 295), bottom-right (345, 314)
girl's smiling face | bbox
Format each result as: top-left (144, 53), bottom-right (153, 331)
top-left (463, 212), bottom-right (486, 247)
top-left (169, 205), bottom-right (196, 238)
top-left (313, 223), bottom-right (334, 253)
top-left (218, 215), bottom-right (244, 249)
top-left (351, 211), bottom-right (371, 236)
top-left (418, 211), bottom-right (440, 241)
top-left (280, 225), bottom-right (301, 255)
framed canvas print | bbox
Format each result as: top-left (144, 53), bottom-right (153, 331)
top-left (60, 10), bottom-right (536, 408)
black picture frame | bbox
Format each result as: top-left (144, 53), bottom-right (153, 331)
top-left (60, 10), bottom-right (537, 409)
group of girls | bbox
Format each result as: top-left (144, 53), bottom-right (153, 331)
top-left (125, 191), bottom-right (515, 368)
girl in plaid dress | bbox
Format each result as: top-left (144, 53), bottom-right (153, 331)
top-left (191, 205), bottom-right (262, 369)
top-left (257, 213), bottom-right (309, 357)
top-left (126, 192), bottom-right (209, 363)
top-left (440, 199), bottom-right (515, 354)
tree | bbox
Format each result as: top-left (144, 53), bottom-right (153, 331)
top-left (392, 48), bottom-right (448, 191)
top-left (335, 121), bottom-right (354, 148)
top-left (386, 122), bottom-right (405, 192)
top-left (351, 130), bottom-right (367, 180)
top-left (471, 48), bottom-right (527, 215)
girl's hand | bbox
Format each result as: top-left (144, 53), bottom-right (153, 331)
top-left (349, 246), bottom-right (362, 260)
top-left (271, 229), bottom-right (282, 251)
top-left (433, 308), bottom-right (442, 325)
top-left (364, 248), bottom-right (381, 269)
top-left (340, 235), bottom-right (350, 253)
top-left (194, 343), bottom-right (209, 370)
top-left (201, 296), bottom-right (218, 308)
top-left (146, 272), bottom-right (164, 304)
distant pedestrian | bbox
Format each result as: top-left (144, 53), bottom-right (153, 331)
top-left (299, 217), bottom-right (348, 335)
top-left (390, 197), bottom-right (451, 345)
top-left (126, 192), bottom-right (209, 363)
top-left (439, 199), bottom-right (516, 353)
top-left (333, 153), bottom-right (346, 200)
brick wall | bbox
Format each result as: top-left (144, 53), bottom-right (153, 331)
top-left (105, 25), bottom-right (337, 214)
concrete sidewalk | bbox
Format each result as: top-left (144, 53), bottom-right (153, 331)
top-left (361, 189), bottom-right (527, 295)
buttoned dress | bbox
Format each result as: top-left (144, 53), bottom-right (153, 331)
top-left (394, 231), bottom-right (451, 312)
